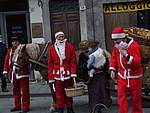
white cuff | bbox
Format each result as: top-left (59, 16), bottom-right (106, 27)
top-left (71, 74), bottom-right (77, 77)
top-left (3, 71), bottom-right (7, 74)
top-left (127, 56), bottom-right (133, 64)
top-left (125, 54), bottom-right (129, 57)
top-left (109, 67), bottom-right (116, 71)
top-left (89, 74), bottom-right (93, 78)
top-left (49, 80), bottom-right (55, 83)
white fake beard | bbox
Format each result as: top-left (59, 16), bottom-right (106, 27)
top-left (55, 39), bottom-right (66, 60)
top-left (115, 41), bottom-right (128, 50)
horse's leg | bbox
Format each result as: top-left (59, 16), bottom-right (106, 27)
top-left (48, 83), bottom-right (56, 102)
top-left (38, 69), bottom-right (57, 113)
top-left (48, 82), bottom-right (58, 113)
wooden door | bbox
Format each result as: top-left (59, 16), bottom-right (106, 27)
top-left (50, 0), bottom-right (80, 49)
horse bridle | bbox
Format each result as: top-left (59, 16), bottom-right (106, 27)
top-left (13, 44), bottom-right (29, 70)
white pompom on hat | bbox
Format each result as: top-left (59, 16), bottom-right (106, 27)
top-left (55, 31), bottom-right (65, 39)
top-left (111, 26), bottom-right (126, 40)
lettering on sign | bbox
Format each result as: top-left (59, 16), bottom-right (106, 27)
top-left (103, 1), bottom-right (150, 13)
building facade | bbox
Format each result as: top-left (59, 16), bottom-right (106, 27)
top-left (1, 0), bottom-right (150, 51)
top-left (36, 0), bottom-right (150, 51)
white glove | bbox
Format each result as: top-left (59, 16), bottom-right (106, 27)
top-left (110, 70), bottom-right (115, 80)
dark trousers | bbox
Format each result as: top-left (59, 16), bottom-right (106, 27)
top-left (88, 72), bottom-right (111, 112)
top-left (0, 74), bottom-right (7, 90)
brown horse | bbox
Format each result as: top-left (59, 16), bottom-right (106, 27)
top-left (12, 43), bottom-right (56, 113)
top-left (12, 43), bottom-right (49, 79)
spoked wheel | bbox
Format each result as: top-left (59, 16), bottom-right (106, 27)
top-left (92, 103), bottom-right (109, 113)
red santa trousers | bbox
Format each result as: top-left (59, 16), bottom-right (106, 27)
top-left (13, 77), bottom-right (30, 111)
top-left (55, 79), bottom-right (74, 108)
top-left (117, 76), bottom-right (142, 113)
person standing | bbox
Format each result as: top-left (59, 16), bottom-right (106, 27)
top-left (3, 36), bottom-right (30, 113)
top-left (0, 37), bottom-right (9, 92)
top-left (48, 31), bottom-right (77, 113)
top-left (109, 26), bottom-right (143, 113)
top-left (86, 41), bottom-right (111, 113)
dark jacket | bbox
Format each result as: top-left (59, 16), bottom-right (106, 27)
top-left (77, 52), bottom-right (89, 82)
top-left (0, 42), bottom-right (7, 74)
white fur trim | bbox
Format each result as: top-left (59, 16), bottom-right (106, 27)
top-left (55, 76), bottom-right (70, 81)
top-left (3, 71), bottom-right (7, 74)
top-left (9, 49), bottom-right (12, 65)
top-left (16, 74), bottom-right (29, 79)
top-left (49, 80), bottom-right (55, 83)
top-left (118, 72), bottom-right (142, 79)
top-left (109, 67), bottom-right (116, 71)
top-left (71, 74), bottom-right (77, 77)
top-left (127, 55), bottom-right (133, 64)
top-left (112, 33), bottom-right (125, 39)
top-left (55, 31), bottom-right (64, 38)
top-left (54, 41), bottom-right (66, 65)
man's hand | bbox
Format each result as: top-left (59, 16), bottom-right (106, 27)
top-left (3, 73), bottom-right (7, 78)
top-left (120, 49), bottom-right (127, 56)
top-left (110, 70), bottom-right (115, 80)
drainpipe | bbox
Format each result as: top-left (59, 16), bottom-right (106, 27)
top-left (92, 0), bottom-right (95, 40)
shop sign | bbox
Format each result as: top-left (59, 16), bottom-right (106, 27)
top-left (103, 1), bottom-right (150, 13)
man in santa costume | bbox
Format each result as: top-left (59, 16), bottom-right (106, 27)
top-left (109, 26), bottom-right (143, 113)
top-left (3, 36), bottom-right (30, 113)
top-left (48, 31), bottom-right (77, 113)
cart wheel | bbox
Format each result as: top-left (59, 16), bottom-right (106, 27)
top-left (144, 88), bottom-right (150, 96)
top-left (92, 103), bottom-right (109, 113)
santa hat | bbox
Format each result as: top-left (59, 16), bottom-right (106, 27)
top-left (55, 31), bottom-right (65, 38)
top-left (111, 26), bottom-right (126, 40)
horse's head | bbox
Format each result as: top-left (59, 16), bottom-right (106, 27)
top-left (13, 44), bottom-right (29, 71)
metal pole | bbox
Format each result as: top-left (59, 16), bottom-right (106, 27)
top-left (92, 0), bottom-right (95, 40)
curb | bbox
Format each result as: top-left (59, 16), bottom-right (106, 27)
top-left (0, 93), bottom-right (52, 98)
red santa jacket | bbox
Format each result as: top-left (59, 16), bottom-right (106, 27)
top-left (3, 47), bottom-right (29, 81)
top-left (48, 41), bottom-right (77, 83)
top-left (109, 39), bottom-right (143, 84)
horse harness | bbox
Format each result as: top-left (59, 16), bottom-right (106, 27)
top-left (28, 43), bottom-right (50, 69)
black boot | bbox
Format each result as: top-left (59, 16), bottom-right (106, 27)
top-left (67, 107), bottom-right (75, 113)
top-left (49, 104), bottom-right (57, 113)
top-left (10, 108), bottom-right (21, 112)
top-left (57, 108), bottom-right (64, 113)
top-left (1, 76), bottom-right (8, 92)
top-left (19, 109), bottom-right (29, 113)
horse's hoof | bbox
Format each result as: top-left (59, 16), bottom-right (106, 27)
top-left (49, 106), bottom-right (57, 113)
